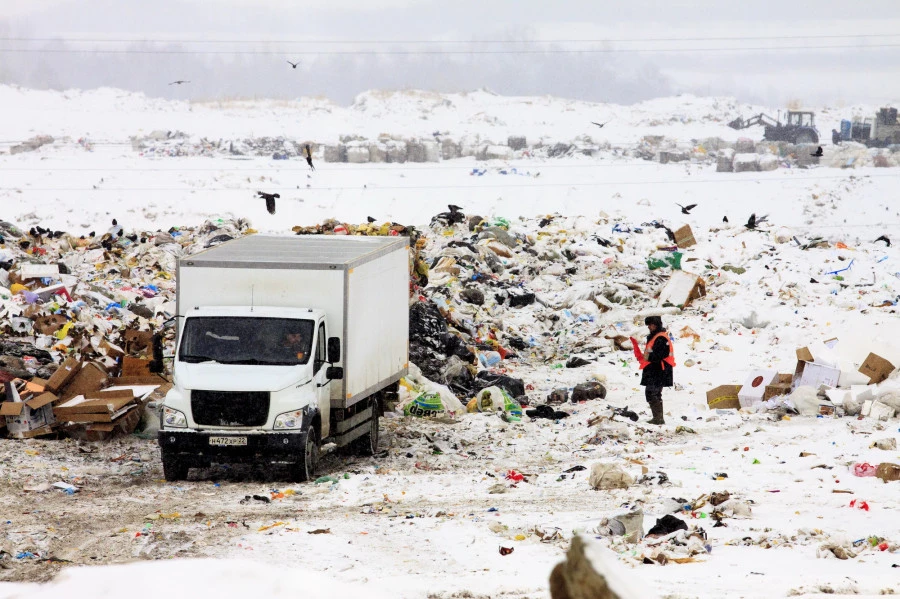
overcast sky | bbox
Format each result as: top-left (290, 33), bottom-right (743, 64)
top-left (1, 0), bottom-right (899, 107)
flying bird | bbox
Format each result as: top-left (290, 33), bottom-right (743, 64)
top-left (448, 204), bottom-right (463, 212)
top-left (591, 120), bottom-right (610, 128)
top-left (287, 60), bottom-right (299, 69)
top-left (257, 191), bottom-right (280, 215)
top-left (811, 146), bottom-right (824, 157)
top-left (875, 235), bottom-right (891, 247)
top-left (745, 213), bottom-right (768, 230)
top-left (168, 80), bottom-right (190, 86)
top-left (304, 145), bottom-right (315, 171)
top-left (367, 216), bottom-right (377, 223)
top-left (676, 203), bottom-right (697, 215)
top-left (722, 216), bottom-right (729, 223)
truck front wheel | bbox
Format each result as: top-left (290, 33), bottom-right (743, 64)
top-left (161, 453), bottom-right (189, 481)
top-left (289, 427), bottom-right (319, 482)
top-left (352, 398), bottom-right (380, 456)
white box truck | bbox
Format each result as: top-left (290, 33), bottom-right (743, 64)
top-left (158, 235), bottom-right (409, 481)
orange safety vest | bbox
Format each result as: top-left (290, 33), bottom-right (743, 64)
top-left (641, 332), bottom-right (676, 370)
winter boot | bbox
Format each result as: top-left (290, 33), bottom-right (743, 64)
top-left (647, 400), bottom-right (665, 425)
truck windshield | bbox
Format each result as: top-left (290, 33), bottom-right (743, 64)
top-left (179, 317), bottom-right (315, 366)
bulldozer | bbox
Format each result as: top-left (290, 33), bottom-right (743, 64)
top-left (727, 110), bottom-right (819, 144)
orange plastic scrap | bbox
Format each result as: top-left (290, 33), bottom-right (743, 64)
top-left (835, 242), bottom-right (848, 249)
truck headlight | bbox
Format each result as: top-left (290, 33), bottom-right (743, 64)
top-left (163, 407), bottom-right (187, 428)
top-left (274, 410), bottom-right (304, 430)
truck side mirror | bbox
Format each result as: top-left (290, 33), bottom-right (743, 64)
top-left (325, 366), bottom-right (344, 380)
top-left (327, 337), bottom-right (341, 363)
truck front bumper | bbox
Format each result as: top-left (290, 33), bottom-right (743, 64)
top-left (158, 430), bottom-right (307, 465)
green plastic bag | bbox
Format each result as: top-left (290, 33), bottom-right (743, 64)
top-left (404, 392), bottom-right (449, 418)
top-left (647, 252), bottom-right (682, 271)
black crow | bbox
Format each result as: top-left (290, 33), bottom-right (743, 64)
top-left (723, 216), bottom-right (729, 223)
top-left (367, 216), bottom-right (377, 223)
top-left (257, 191), bottom-right (280, 215)
top-left (676, 203), bottom-right (697, 215)
top-left (287, 60), bottom-right (299, 69)
top-left (448, 204), bottom-right (463, 212)
top-left (168, 80), bottom-right (190, 85)
top-left (811, 146), bottom-right (823, 157)
top-left (304, 145), bottom-right (315, 171)
top-left (875, 235), bottom-right (891, 247)
top-left (745, 213), bottom-right (768, 230)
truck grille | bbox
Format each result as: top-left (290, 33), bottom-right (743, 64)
top-left (191, 390), bottom-right (270, 427)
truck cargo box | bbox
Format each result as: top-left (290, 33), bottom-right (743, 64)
top-left (176, 235), bottom-right (409, 408)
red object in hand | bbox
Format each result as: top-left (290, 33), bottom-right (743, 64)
top-left (629, 337), bottom-right (650, 369)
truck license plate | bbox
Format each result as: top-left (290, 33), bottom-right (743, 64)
top-left (209, 436), bottom-right (247, 446)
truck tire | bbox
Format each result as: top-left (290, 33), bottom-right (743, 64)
top-left (352, 398), bottom-right (380, 456)
top-left (161, 453), bottom-right (189, 481)
top-left (794, 130), bottom-right (817, 145)
top-left (289, 427), bottom-right (319, 482)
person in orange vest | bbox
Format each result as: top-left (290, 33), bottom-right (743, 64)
top-left (629, 315), bottom-right (675, 425)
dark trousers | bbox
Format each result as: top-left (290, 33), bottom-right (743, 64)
top-left (645, 386), bottom-right (663, 405)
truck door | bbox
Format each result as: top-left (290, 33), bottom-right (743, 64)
top-left (313, 321), bottom-right (331, 438)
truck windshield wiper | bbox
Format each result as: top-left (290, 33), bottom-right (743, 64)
top-left (218, 358), bottom-right (264, 365)
top-left (181, 355), bottom-right (219, 364)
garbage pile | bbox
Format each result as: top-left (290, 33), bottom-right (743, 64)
top-left (134, 134), bottom-right (310, 160)
top-left (0, 217), bottom-right (256, 439)
top-left (392, 208), bottom-right (709, 414)
top-left (707, 336), bottom-right (900, 423)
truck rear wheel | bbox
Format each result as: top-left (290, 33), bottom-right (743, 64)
top-left (289, 427), bottom-right (319, 482)
top-left (352, 398), bottom-right (380, 456)
top-left (161, 453), bottom-right (189, 481)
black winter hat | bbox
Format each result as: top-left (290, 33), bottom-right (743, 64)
top-left (644, 315), bottom-right (664, 328)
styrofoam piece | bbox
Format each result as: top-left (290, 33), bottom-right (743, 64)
top-left (869, 401), bottom-right (896, 421)
top-left (850, 385), bottom-right (876, 403)
top-left (825, 389), bottom-right (849, 405)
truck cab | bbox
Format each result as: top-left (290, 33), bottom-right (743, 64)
top-left (160, 306), bottom-right (342, 481)
top-left (157, 235), bottom-right (409, 482)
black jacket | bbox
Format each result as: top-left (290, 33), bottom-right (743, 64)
top-left (640, 329), bottom-right (674, 387)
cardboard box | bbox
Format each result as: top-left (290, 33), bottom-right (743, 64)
top-left (858, 352), bottom-right (896, 384)
top-left (0, 384), bottom-right (57, 438)
top-left (657, 270), bottom-right (706, 309)
top-left (794, 360), bottom-right (840, 389)
top-left (763, 373), bottom-right (793, 400)
top-left (673, 224), bottom-right (696, 248)
top-left (706, 385), bottom-right (742, 410)
top-left (738, 370), bottom-right (778, 408)
top-left (59, 405), bottom-right (136, 423)
top-left (98, 339), bottom-right (125, 361)
top-left (123, 329), bottom-right (154, 355)
top-left (55, 391), bottom-right (135, 418)
top-left (60, 362), bottom-right (108, 401)
top-left (44, 357), bottom-right (81, 394)
top-left (121, 357), bottom-right (152, 378)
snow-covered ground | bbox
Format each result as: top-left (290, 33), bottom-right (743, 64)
top-left (1, 86), bottom-right (899, 598)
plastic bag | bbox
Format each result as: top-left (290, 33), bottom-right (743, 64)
top-left (852, 462), bottom-right (877, 477)
top-left (466, 386), bottom-right (522, 416)
top-left (404, 392), bottom-right (450, 418)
